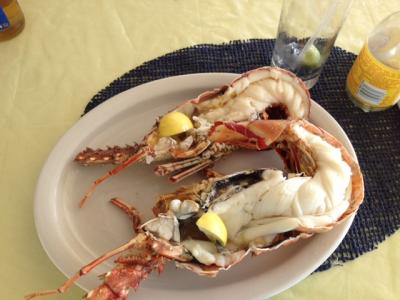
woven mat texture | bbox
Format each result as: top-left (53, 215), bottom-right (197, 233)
top-left (84, 39), bottom-right (400, 271)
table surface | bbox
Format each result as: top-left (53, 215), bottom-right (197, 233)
top-left (1, 1), bottom-right (399, 299)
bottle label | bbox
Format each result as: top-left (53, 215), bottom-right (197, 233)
top-left (347, 44), bottom-right (400, 108)
top-left (0, 7), bottom-right (10, 32)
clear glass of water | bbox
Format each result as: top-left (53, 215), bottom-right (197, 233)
top-left (271, 0), bottom-right (353, 88)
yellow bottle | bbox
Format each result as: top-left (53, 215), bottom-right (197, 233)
top-left (0, 0), bottom-right (24, 41)
top-left (346, 11), bottom-right (400, 112)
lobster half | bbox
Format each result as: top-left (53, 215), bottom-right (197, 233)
top-left (75, 67), bottom-right (311, 207)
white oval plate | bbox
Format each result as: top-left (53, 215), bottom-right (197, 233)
top-left (35, 73), bottom-right (356, 300)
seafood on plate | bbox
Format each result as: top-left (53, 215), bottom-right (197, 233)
top-left (75, 67), bottom-right (311, 207)
top-left (26, 119), bottom-right (364, 299)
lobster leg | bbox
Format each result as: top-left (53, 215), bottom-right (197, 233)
top-left (169, 144), bottom-right (237, 182)
top-left (155, 143), bottom-right (236, 182)
top-left (169, 140), bottom-right (211, 159)
top-left (154, 156), bottom-right (205, 176)
top-left (25, 236), bottom-right (144, 300)
top-left (110, 198), bottom-right (142, 233)
top-left (79, 149), bottom-right (148, 208)
top-left (169, 159), bottom-right (214, 182)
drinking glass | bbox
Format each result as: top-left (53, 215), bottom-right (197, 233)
top-left (271, 0), bottom-right (353, 88)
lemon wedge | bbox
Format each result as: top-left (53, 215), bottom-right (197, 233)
top-left (158, 111), bottom-right (194, 137)
top-left (302, 45), bottom-right (321, 68)
top-left (196, 212), bottom-right (228, 246)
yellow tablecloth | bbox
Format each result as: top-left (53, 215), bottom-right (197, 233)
top-left (1, 1), bottom-right (399, 299)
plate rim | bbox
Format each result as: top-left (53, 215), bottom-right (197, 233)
top-left (34, 72), bottom-right (356, 299)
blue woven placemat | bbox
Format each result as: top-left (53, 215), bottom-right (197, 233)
top-left (84, 39), bottom-right (400, 272)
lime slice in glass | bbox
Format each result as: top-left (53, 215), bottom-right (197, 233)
top-left (302, 45), bottom-right (321, 68)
